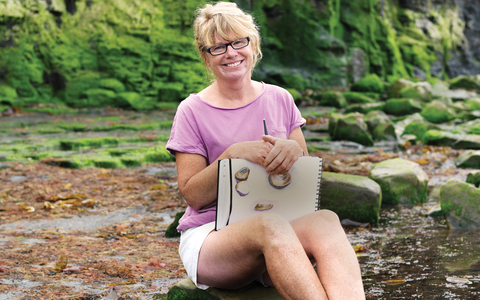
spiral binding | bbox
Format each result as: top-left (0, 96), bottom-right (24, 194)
top-left (315, 158), bottom-right (323, 211)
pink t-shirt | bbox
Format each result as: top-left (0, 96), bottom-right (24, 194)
top-left (166, 83), bottom-right (306, 231)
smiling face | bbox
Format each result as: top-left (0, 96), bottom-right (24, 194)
top-left (204, 35), bottom-right (254, 83)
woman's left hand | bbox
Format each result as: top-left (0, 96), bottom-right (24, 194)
top-left (262, 135), bottom-right (304, 174)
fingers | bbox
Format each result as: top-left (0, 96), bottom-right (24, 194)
top-left (263, 139), bottom-right (302, 174)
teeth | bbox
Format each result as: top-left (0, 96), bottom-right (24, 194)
top-left (226, 61), bottom-right (241, 67)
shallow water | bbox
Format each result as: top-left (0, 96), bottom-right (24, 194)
top-left (349, 203), bottom-right (480, 299)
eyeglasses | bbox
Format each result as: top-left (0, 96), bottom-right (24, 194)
top-left (204, 37), bottom-right (250, 56)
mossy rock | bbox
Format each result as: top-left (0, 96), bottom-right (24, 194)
top-left (384, 98), bottom-right (422, 116)
top-left (0, 84), bottom-right (18, 99)
top-left (466, 170), bottom-right (480, 188)
top-left (286, 88), bottom-right (302, 105)
top-left (389, 78), bottom-right (414, 98)
top-left (363, 110), bottom-right (391, 132)
top-left (455, 150), bottom-right (480, 169)
top-left (465, 98), bottom-right (480, 111)
top-left (342, 91), bottom-right (375, 104)
top-left (402, 121), bottom-right (431, 142)
top-left (312, 91), bottom-right (346, 108)
top-left (449, 75), bottom-right (480, 90)
top-left (155, 82), bottom-right (185, 102)
top-left (350, 74), bottom-right (384, 94)
top-left (328, 113), bottom-right (374, 146)
top-left (399, 82), bottom-right (432, 102)
top-left (64, 71), bottom-right (101, 107)
top-left (80, 88), bottom-right (116, 108)
top-left (165, 211), bottom-right (185, 238)
top-left (99, 78), bottom-right (126, 93)
top-left (115, 92), bottom-right (154, 110)
top-left (345, 102), bottom-right (385, 114)
top-left (440, 179), bottom-right (480, 230)
top-left (320, 172), bottom-right (381, 225)
top-left (371, 122), bottom-right (397, 141)
top-left (368, 158), bottom-right (428, 205)
top-left (420, 100), bottom-right (455, 124)
top-left (422, 130), bottom-right (480, 149)
top-left (142, 147), bottom-right (175, 163)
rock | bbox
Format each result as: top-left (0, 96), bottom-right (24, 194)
top-left (320, 172), bottom-right (381, 225)
top-left (348, 48), bottom-right (367, 83)
top-left (312, 91), bottom-right (346, 108)
top-left (363, 110), bottom-right (391, 131)
top-left (401, 121), bottom-right (438, 142)
top-left (423, 130), bottom-right (480, 149)
top-left (449, 75), bottom-right (480, 90)
top-left (466, 170), bottom-right (480, 188)
top-left (393, 112), bottom-right (426, 137)
top-left (342, 91), bottom-right (375, 104)
top-left (99, 78), bottom-right (126, 93)
top-left (455, 150), bottom-right (480, 168)
top-left (465, 98), bottom-right (480, 110)
top-left (165, 211), bottom-right (185, 238)
top-left (399, 81), bottom-right (432, 102)
top-left (444, 89), bottom-right (477, 101)
top-left (166, 278), bottom-right (282, 300)
top-left (350, 73), bottom-right (384, 94)
top-left (328, 113), bottom-right (374, 146)
top-left (80, 88), bottom-right (116, 108)
top-left (115, 92), bottom-right (142, 110)
top-left (420, 100), bottom-right (455, 124)
top-left (440, 179), bottom-right (480, 230)
top-left (345, 102), bottom-right (385, 114)
top-left (371, 122), bottom-right (397, 141)
top-left (383, 98), bottom-right (422, 116)
top-left (398, 134), bottom-right (417, 149)
top-left (431, 81), bottom-right (450, 98)
top-left (389, 78), bottom-right (414, 98)
top-left (368, 158), bottom-right (428, 205)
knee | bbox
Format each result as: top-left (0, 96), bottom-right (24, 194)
top-left (312, 209), bottom-right (345, 235)
top-left (254, 212), bottom-right (295, 241)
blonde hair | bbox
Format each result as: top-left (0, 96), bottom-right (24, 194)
top-left (193, 2), bottom-right (262, 79)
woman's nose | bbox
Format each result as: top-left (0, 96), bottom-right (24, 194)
top-left (224, 44), bottom-right (237, 56)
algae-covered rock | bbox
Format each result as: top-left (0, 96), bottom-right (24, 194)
top-left (99, 78), bottom-right (126, 93)
top-left (384, 98), bottom-right (422, 116)
top-left (342, 91), bottom-right (375, 104)
top-left (402, 121), bottom-right (437, 142)
top-left (0, 84), bottom-right (18, 99)
top-left (420, 100), bottom-right (455, 123)
top-left (312, 91), bottom-right (346, 108)
top-left (423, 130), bottom-right (480, 149)
top-left (328, 113), bottom-right (374, 146)
top-left (455, 150), bottom-right (480, 169)
top-left (440, 179), bottom-right (480, 230)
top-left (466, 170), bottom-right (480, 188)
top-left (166, 278), bottom-right (282, 300)
top-left (363, 110), bottom-right (391, 131)
top-left (350, 74), bottom-right (384, 94)
top-left (65, 72), bottom-right (101, 107)
top-left (449, 75), bottom-right (480, 90)
top-left (371, 122), bottom-right (397, 141)
top-left (389, 78), bottom-right (414, 98)
top-left (399, 82), bottom-right (432, 102)
top-left (165, 211), bottom-right (185, 238)
top-left (368, 158), bottom-right (428, 205)
top-left (142, 147), bottom-right (175, 163)
top-left (320, 172), bottom-right (381, 225)
top-left (79, 88), bottom-right (116, 108)
top-left (345, 102), bottom-right (385, 114)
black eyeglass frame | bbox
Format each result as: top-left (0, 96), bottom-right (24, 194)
top-left (204, 37), bottom-right (250, 56)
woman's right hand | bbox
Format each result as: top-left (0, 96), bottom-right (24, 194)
top-left (227, 140), bottom-right (273, 166)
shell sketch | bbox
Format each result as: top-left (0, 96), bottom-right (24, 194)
top-left (254, 203), bottom-right (274, 211)
top-left (268, 172), bottom-right (292, 189)
top-left (235, 180), bottom-right (250, 196)
top-left (235, 167), bottom-right (250, 181)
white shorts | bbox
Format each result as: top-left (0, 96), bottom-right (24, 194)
top-left (179, 221), bottom-right (215, 290)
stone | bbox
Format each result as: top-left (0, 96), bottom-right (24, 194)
top-left (420, 100), bottom-right (455, 124)
top-left (401, 121), bottom-right (438, 142)
top-left (383, 98), bottom-right (422, 116)
top-left (444, 89), bottom-right (477, 101)
top-left (166, 278), bottom-right (283, 300)
top-left (431, 81), bottom-right (450, 98)
top-left (455, 150), bottom-right (480, 169)
top-left (80, 88), bottom-right (116, 108)
top-left (423, 130), bottom-right (480, 149)
top-left (328, 113), bottom-right (374, 146)
top-left (344, 102), bottom-right (385, 114)
top-left (399, 81), bottom-right (432, 102)
top-left (363, 110), bottom-right (391, 132)
top-left (348, 48), bottom-right (367, 83)
top-left (350, 73), bottom-right (384, 94)
top-left (393, 112), bottom-right (426, 137)
top-left (320, 172), bottom-right (381, 225)
top-left (342, 91), bottom-right (375, 104)
top-left (312, 91), bottom-right (346, 108)
top-left (371, 122), bottom-right (397, 141)
top-left (449, 75), bottom-right (480, 90)
top-left (99, 78), bottom-right (126, 93)
top-left (368, 158), bottom-right (428, 205)
top-left (466, 170), bottom-right (480, 188)
top-left (389, 78), bottom-right (414, 98)
top-left (440, 179), bottom-right (480, 230)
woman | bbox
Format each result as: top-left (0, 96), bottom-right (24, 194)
top-left (166, 2), bottom-right (365, 299)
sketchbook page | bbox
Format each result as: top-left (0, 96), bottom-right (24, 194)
top-left (227, 156), bottom-right (321, 226)
top-left (216, 159), bottom-right (232, 230)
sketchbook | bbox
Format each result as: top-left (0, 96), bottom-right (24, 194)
top-left (215, 156), bottom-right (322, 231)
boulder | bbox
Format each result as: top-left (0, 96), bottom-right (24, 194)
top-left (350, 74), bottom-right (384, 94)
top-left (455, 150), bottom-right (480, 168)
top-left (345, 102), bottom-right (385, 114)
top-left (449, 75), bottom-right (480, 90)
top-left (465, 98), bottom-right (480, 110)
top-left (401, 121), bottom-right (438, 142)
top-left (328, 113), bottom-right (374, 146)
top-left (371, 122), bottom-right (397, 141)
top-left (342, 91), bottom-right (375, 104)
top-left (389, 78), bottom-right (414, 98)
top-left (420, 100), bottom-right (455, 124)
top-left (79, 88), bottom-right (116, 108)
top-left (383, 98), bottom-right (422, 116)
top-left (399, 82), bottom-right (432, 102)
top-left (320, 172), bottom-right (381, 225)
top-left (431, 81), bottom-right (450, 98)
top-left (363, 110), bottom-right (391, 132)
top-left (423, 130), bottom-right (480, 149)
top-left (99, 78), bottom-right (126, 93)
top-left (312, 91), bottom-right (346, 108)
top-left (444, 89), bottom-right (477, 101)
top-left (440, 179), bottom-right (480, 230)
top-left (368, 158), bottom-right (428, 205)
top-left (466, 170), bottom-right (480, 188)
top-left (166, 278), bottom-right (282, 300)
top-left (393, 112), bottom-right (426, 137)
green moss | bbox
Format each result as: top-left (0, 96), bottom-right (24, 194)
top-left (342, 91), bottom-right (375, 104)
top-left (350, 74), bottom-right (384, 94)
top-left (60, 137), bottom-right (120, 151)
top-left (165, 211), bottom-right (185, 238)
top-left (142, 146), bottom-right (175, 163)
top-left (402, 121), bottom-right (429, 142)
top-left (312, 91), bottom-right (346, 108)
top-left (383, 98), bottom-right (422, 116)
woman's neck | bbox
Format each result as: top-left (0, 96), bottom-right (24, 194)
top-left (201, 79), bottom-right (262, 108)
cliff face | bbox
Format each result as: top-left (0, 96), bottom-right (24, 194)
top-left (0, 0), bottom-right (479, 109)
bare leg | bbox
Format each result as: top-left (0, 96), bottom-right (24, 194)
top-left (290, 210), bottom-right (365, 299)
top-left (197, 212), bottom-right (328, 300)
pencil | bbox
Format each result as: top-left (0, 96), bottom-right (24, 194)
top-left (263, 119), bottom-right (268, 135)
